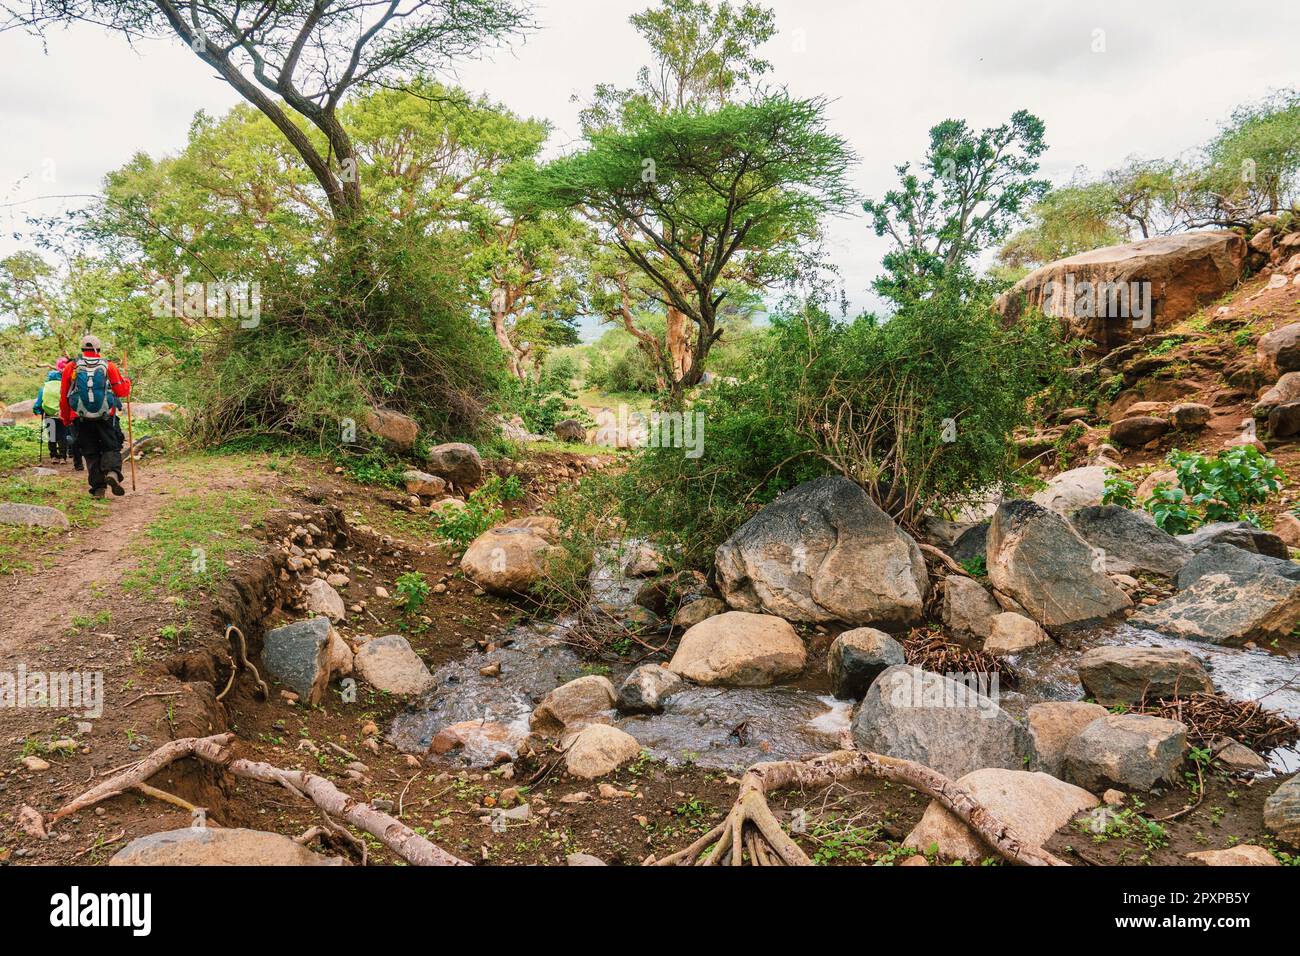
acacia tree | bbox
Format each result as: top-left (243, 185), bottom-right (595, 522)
top-left (506, 95), bottom-right (854, 395)
top-left (3, 1), bottom-right (531, 223)
top-left (864, 110), bottom-right (1048, 305)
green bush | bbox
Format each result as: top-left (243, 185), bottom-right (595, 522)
top-left (431, 474), bottom-right (523, 551)
top-left (1143, 446), bottom-right (1285, 533)
top-left (1101, 472), bottom-right (1138, 510)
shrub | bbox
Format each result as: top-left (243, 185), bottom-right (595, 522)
top-left (1143, 446), bottom-right (1285, 532)
top-left (1102, 472), bottom-right (1138, 509)
top-left (430, 475), bottom-right (522, 551)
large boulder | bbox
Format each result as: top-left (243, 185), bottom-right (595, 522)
top-left (1269, 401), bottom-right (1300, 438)
top-left (1076, 646), bottom-right (1213, 705)
top-left (940, 575), bottom-right (1000, 642)
top-left (425, 442), bottom-right (483, 489)
top-left (667, 611), bottom-right (806, 687)
top-left (363, 407), bottom-right (419, 451)
top-left (1258, 321), bottom-right (1300, 375)
top-left (1027, 701), bottom-right (1109, 777)
top-left (1175, 543), bottom-right (1300, 590)
top-left (1062, 714), bottom-right (1188, 791)
top-left (553, 419), bottom-right (587, 443)
top-left (1169, 403), bottom-right (1212, 429)
top-left (460, 517), bottom-right (562, 595)
top-left (904, 769), bottom-right (1097, 863)
top-left (616, 664), bottom-right (683, 715)
top-left (850, 665), bottom-right (1033, 779)
top-left (1130, 571), bottom-right (1300, 645)
top-left (985, 612), bottom-right (1050, 656)
top-left (1264, 776), bottom-right (1300, 846)
top-left (986, 500), bottom-right (1131, 631)
top-left (1176, 522), bottom-right (1290, 561)
top-left (1070, 505), bottom-right (1191, 577)
top-left (714, 476), bottom-right (929, 629)
top-left (1253, 371), bottom-right (1300, 417)
top-left (1031, 465), bottom-right (1107, 516)
top-left (403, 469), bottom-right (447, 498)
top-left (111, 827), bottom-right (344, 866)
top-left (354, 635), bottom-right (434, 696)
top-left (562, 724), bottom-right (642, 779)
top-left (0, 503), bottom-right (69, 530)
top-left (530, 675), bottom-right (617, 734)
top-left (1109, 416), bottom-right (1169, 448)
top-left (263, 617), bottom-right (352, 706)
top-left (827, 627), bottom-right (905, 700)
top-left (995, 231), bottom-right (1246, 355)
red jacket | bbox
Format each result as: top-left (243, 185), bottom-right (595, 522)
top-left (60, 351), bottom-right (131, 425)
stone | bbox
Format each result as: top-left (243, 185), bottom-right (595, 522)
top-left (850, 665), bottom-right (1033, 779)
top-left (949, 522), bottom-right (989, 564)
top-left (984, 612), bottom-right (1050, 656)
top-left (562, 724), bottom-right (641, 779)
top-left (1121, 400), bottom-right (1170, 418)
top-left (904, 769), bottom-right (1097, 864)
top-left (1027, 701), bottom-right (1108, 777)
top-left (1257, 321), bottom-right (1300, 375)
top-left (1076, 646), bottom-right (1213, 705)
top-left (1176, 543), bottom-right (1300, 590)
top-left (1274, 513), bottom-right (1300, 549)
top-left (940, 575), bottom-right (1000, 642)
top-left (995, 231), bottom-right (1246, 355)
top-left (0, 503), bottom-right (69, 530)
top-left (425, 442), bottom-right (483, 489)
top-left (1187, 846), bottom-right (1279, 866)
top-left (1211, 738), bottom-right (1269, 775)
top-left (1253, 371), bottom-right (1300, 417)
top-left (1168, 403), bottom-right (1212, 429)
top-left (616, 664), bottom-right (683, 714)
top-left (667, 611), bottom-right (806, 687)
top-left (460, 517), bottom-right (562, 595)
top-left (1263, 776), bottom-right (1300, 845)
top-left (827, 627), bottom-right (905, 700)
top-left (671, 597), bottom-right (726, 629)
top-left (530, 675), bottom-right (617, 734)
top-left (1062, 714), bottom-right (1188, 791)
top-left (111, 827), bottom-right (344, 866)
top-left (403, 469), bottom-right (447, 497)
top-left (354, 635), bottom-right (434, 696)
top-left (1268, 401), bottom-right (1300, 438)
top-left (1069, 505), bottom-right (1191, 577)
top-left (553, 419), bottom-right (587, 443)
top-left (264, 617), bottom-right (348, 706)
top-left (1109, 415), bottom-right (1170, 448)
top-left (428, 721), bottom-right (526, 764)
top-left (1177, 522), bottom-right (1290, 560)
top-left (566, 853), bottom-right (607, 866)
top-left (363, 407), bottom-right (418, 450)
top-left (1030, 465), bottom-right (1107, 516)
top-left (622, 542), bottom-right (665, 577)
top-left (301, 578), bottom-right (345, 622)
top-left (22, 756), bottom-right (50, 771)
top-left (714, 476), bottom-right (929, 628)
top-left (1131, 571), bottom-right (1300, 645)
top-left (986, 500), bottom-right (1131, 631)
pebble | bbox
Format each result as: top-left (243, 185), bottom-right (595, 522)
top-left (22, 756), bottom-right (50, 772)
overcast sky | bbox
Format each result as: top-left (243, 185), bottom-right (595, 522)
top-left (3, 0), bottom-right (1299, 329)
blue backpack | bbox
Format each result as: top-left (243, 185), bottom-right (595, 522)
top-left (72, 356), bottom-right (114, 420)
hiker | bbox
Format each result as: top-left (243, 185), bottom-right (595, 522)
top-left (32, 363), bottom-right (65, 461)
top-left (59, 335), bottom-right (131, 498)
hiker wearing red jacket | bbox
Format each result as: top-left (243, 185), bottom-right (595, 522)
top-left (60, 334), bottom-right (132, 498)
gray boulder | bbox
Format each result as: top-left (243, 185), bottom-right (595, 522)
top-left (949, 522), bottom-right (989, 564)
top-left (1076, 646), bottom-right (1213, 705)
top-left (111, 827), bottom-right (344, 866)
top-left (850, 665), bottom-right (1033, 779)
top-left (827, 627), bottom-right (905, 700)
top-left (1063, 714), bottom-right (1188, 791)
top-left (425, 442), bottom-right (483, 489)
top-left (1110, 416), bottom-right (1170, 448)
top-left (1177, 522), bottom-right (1289, 560)
top-left (986, 500), bottom-right (1131, 631)
top-left (0, 503), bottom-right (69, 530)
top-left (715, 476), bottom-right (929, 628)
top-left (263, 617), bottom-right (349, 706)
top-left (1131, 572), bottom-right (1300, 645)
top-left (354, 635), bottom-right (435, 696)
top-left (1027, 701), bottom-right (1109, 777)
top-left (1269, 401), bottom-right (1300, 438)
top-left (553, 419), bottom-right (587, 443)
top-left (1070, 505), bottom-right (1191, 577)
top-left (941, 575), bottom-right (1000, 642)
top-left (616, 664), bottom-right (683, 714)
top-left (1175, 543), bottom-right (1300, 590)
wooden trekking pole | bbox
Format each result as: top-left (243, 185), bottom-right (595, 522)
top-left (121, 349), bottom-right (138, 492)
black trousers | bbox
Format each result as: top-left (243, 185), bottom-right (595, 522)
top-left (72, 418), bottom-right (124, 492)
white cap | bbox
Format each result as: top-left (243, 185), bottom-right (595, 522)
top-left (81, 333), bottom-right (101, 352)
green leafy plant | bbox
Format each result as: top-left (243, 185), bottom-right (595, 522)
top-left (431, 475), bottom-right (522, 551)
top-left (395, 572), bottom-right (431, 614)
top-left (1101, 472), bottom-right (1138, 509)
top-left (1144, 446), bottom-right (1285, 532)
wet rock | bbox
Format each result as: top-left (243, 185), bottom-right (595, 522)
top-left (1031, 465), bottom-right (1107, 515)
top-left (623, 542), bottom-right (666, 577)
top-left (1176, 542), bottom-right (1300, 590)
top-left (363, 407), bottom-right (419, 450)
top-left (667, 611), bottom-right (807, 687)
top-left (1177, 522), bottom-right (1289, 560)
top-left (1027, 701), bottom-right (1108, 777)
top-left (1076, 646), bottom-right (1212, 705)
top-left (461, 518), bottom-right (563, 595)
top-left (355, 635), bottom-right (434, 696)
top-left (1211, 738), bottom-right (1270, 775)
top-left (941, 576), bottom-right (999, 642)
top-left (429, 721), bottom-right (526, 763)
top-left (562, 724), bottom-right (641, 779)
top-left (850, 665), bottom-right (1033, 779)
top-left (0, 503), bottom-right (69, 530)
top-left (1264, 776), bottom-right (1300, 845)
top-left (714, 476), bottom-right (929, 628)
top-left (1062, 714), bottom-right (1188, 792)
top-left (904, 769), bottom-right (1097, 864)
top-left (425, 442), bottom-right (483, 489)
top-left (1130, 571), bottom-right (1300, 645)
top-left (616, 664), bottom-right (683, 715)
top-left (986, 500), bottom-right (1131, 631)
top-left (111, 827), bottom-right (345, 866)
top-left (1187, 845), bottom-right (1279, 866)
top-left (1169, 403), bottom-right (1212, 429)
top-left (264, 617), bottom-right (349, 706)
top-left (1070, 505), bottom-right (1191, 577)
top-left (301, 578), bottom-right (345, 622)
top-left (984, 612), bottom-right (1050, 656)
top-left (828, 627), bottom-right (904, 700)
top-left (530, 675), bottom-right (617, 734)
top-left (1110, 416), bottom-right (1170, 448)
top-left (671, 596), bottom-right (726, 629)
top-left (403, 469), bottom-right (447, 497)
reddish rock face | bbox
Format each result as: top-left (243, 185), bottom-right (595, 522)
top-left (996, 231), bottom-right (1246, 356)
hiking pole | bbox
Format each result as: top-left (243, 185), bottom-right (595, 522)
top-left (121, 349), bottom-right (138, 492)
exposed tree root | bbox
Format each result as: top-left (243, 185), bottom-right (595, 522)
top-left (653, 750), bottom-right (1069, 867)
top-left (42, 733), bottom-right (467, 867)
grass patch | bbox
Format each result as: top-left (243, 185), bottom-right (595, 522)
top-left (0, 424), bottom-right (43, 473)
top-left (0, 470), bottom-right (109, 574)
